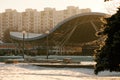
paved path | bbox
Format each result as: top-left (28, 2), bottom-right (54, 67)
top-left (30, 62), bottom-right (95, 68)
top-left (0, 63), bottom-right (119, 80)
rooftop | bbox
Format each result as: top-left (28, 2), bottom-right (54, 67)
top-left (10, 32), bottom-right (45, 41)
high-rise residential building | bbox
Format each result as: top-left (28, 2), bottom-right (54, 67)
top-left (3, 9), bottom-right (18, 30)
top-left (79, 8), bottom-right (91, 13)
top-left (33, 10), bottom-right (40, 33)
top-left (0, 13), bottom-right (3, 40)
top-left (64, 6), bottom-right (80, 18)
top-left (41, 8), bottom-right (56, 32)
top-left (17, 12), bottom-right (22, 31)
top-left (23, 9), bottom-right (34, 32)
top-left (22, 9), bottom-right (41, 33)
top-left (54, 10), bottom-right (64, 26)
top-left (0, 6), bottom-right (91, 40)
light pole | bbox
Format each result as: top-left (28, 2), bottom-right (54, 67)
top-left (22, 31), bottom-right (26, 60)
top-left (45, 31), bottom-right (49, 59)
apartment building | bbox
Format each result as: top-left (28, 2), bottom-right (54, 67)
top-left (0, 13), bottom-right (3, 40)
top-left (17, 13), bottom-right (22, 32)
top-left (64, 6), bottom-right (80, 18)
top-left (0, 6), bottom-right (91, 40)
top-left (0, 9), bottom-right (18, 40)
top-left (2, 9), bottom-right (18, 30)
top-left (54, 10), bottom-right (64, 26)
top-left (41, 8), bottom-right (56, 32)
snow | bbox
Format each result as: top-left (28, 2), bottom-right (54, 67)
top-left (0, 63), bottom-right (120, 80)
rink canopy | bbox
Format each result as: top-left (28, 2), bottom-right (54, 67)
top-left (10, 12), bottom-right (108, 45)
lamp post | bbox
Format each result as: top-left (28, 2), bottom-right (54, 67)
top-left (22, 31), bottom-right (26, 59)
top-left (45, 31), bottom-right (49, 59)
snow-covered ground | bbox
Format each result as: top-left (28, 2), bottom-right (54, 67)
top-left (0, 63), bottom-right (120, 80)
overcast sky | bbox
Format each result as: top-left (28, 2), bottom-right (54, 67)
top-left (0, 0), bottom-right (118, 13)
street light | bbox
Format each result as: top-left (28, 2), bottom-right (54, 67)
top-left (22, 31), bottom-right (26, 60)
top-left (45, 31), bottom-right (49, 59)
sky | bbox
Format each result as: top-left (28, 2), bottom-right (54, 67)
top-left (0, 0), bottom-right (119, 13)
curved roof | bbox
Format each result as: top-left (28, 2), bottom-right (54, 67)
top-left (10, 32), bottom-right (45, 41)
top-left (50, 12), bottom-right (107, 33)
top-left (10, 12), bottom-right (108, 45)
top-left (47, 12), bottom-right (108, 44)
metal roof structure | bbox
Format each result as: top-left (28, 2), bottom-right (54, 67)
top-left (10, 12), bottom-right (108, 45)
top-left (10, 32), bottom-right (45, 41)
